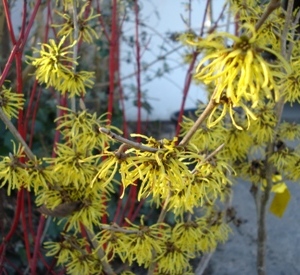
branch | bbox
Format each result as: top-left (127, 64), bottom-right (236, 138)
top-left (255, 0), bottom-right (281, 32)
top-left (147, 191), bottom-right (171, 275)
top-left (71, 0), bottom-right (79, 112)
top-left (179, 96), bottom-right (217, 147)
top-left (99, 127), bottom-right (159, 152)
top-left (0, 108), bottom-right (35, 160)
top-left (85, 227), bottom-right (116, 275)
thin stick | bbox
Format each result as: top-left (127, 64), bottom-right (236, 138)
top-left (179, 97), bottom-right (217, 147)
top-left (203, 143), bottom-right (224, 162)
top-left (255, 0), bottom-right (281, 32)
top-left (0, 109), bottom-right (35, 160)
top-left (85, 227), bottom-right (116, 275)
top-left (99, 127), bottom-right (158, 152)
top-left (255, 3), bottom-right (295, 274)
top-left (195, 252), bottom-right (214, 275)
top-left (281, 0), bottom-right (295, 59)
top-left (147, 192), bottom-right (172, 275)
top-left (70, 0), bottom-right (79, 112)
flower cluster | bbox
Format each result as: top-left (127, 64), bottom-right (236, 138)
top-left (0, 83), bottom-right (24, 119)
top-left (28, 36), bottom-right (95, 97)
top-left (0, 142), bottom-right (52, 195)
top-left (53, 3), bottom-right (99, 43)
top-left (185, 23), bottom-right (289, 129)
top-left (34, 108), bottom-right (120, 232)
top-left (45, 234), bottom-right (102, 275)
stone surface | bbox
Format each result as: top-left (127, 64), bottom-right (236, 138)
top-left (208, 180), bottom-right (300, 275)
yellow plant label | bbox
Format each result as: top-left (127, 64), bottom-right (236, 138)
top-left (269, 185), bottom-right (291, 218)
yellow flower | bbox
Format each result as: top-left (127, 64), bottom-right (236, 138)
top-left (66, 251), bottom-right (102, 275)
top-left (180, 113), bottom-right (226, 151)
top-left (0, 84), bottom-right (24, 119)
top-left (55, 106), bottom-right (121, 149)
top-left (284, 148), bottom-right (300, 181)
top-left (46, 143), bottom-right (96, 189)
top-left (222, 125), bottom-right (253, 161)
top-left (44, 234), bottom-right (87, 264)
top-left (28, 36), bottom-right (76, 87)
top-left (187, 23), bottom-right (289, 129)
top-left (248, 101), bottom-right (278, 144)
top-left (239, 159), bottom-right (266, 184)
top-left (53, 3), bottom-right (100, 43)
top-left (90, 150), bottom-right (122, 188)
top-left (26, 157), bottom-right (53, 193)
top-left (207, 97), bottom-right (257, 130)
top-left (229, 0), bottom-right (262, 19)
top-left (57, 70), bottom-right (94, 97)
top-left (278, 122), bottom-right (300, 141)
top-left (269, 141), bottom-right (296, 172)
top-left (119, 137), bottom-right (202, 203)
top-left (0, 142), bottom-right (29, 195)
top-left (281, 61), bottom-right (300, 104)
top-left (45, 234), bottom-right (102, 275)
top-left (65, 190), bottom-right (107, 232)
top-left (122, 219), bottom-right (171, 267)
top-left (172, 221), bottom-right (206, 254)
top-left (155, 241), bottom-right (193, 274)
top-left (95, 229), bottom-right (129, 262)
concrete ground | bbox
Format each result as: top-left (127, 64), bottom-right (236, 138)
top-left (207, 180), bottom-right (300, 275)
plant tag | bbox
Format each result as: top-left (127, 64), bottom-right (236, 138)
top-left (269, 184), bottom-right (291, 218)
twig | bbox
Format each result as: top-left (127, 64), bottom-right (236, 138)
top-left (287, 7), bottom-right (300, 57)
top-left (147, 191), bottom-right (172, 275)
top-left (99, 127), bottom-right (158, 152)
top-left (0, 109), bottom-right (35, 160)
top-left (281, 0), bottom-right (295, 59)
top-left (99, 223), bottom-right (140, 234)
top-left (255, 0), bottom-right (281, 32)
top-left (255, 3), bottom-right (295, 274)
top-left (195, 252), bottom-right (214, 275)
top-left (85, 227), bottom-right (116, 275)
top-left (203, 143), bottom-right (224, 162)
top-left (256, 143), bottom-right (274, 275)
top-left (179, 96), bottom-right (217, 147)
top-left (70, 0), bottom-right (79, 112)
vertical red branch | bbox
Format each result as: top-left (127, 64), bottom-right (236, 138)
top-left (175, 54), bottom-right (198, 137)
top-left (176, 0), bottom-right (225, 137)
top-left (0, 1), bottom-right (42, 273)
top-left (134, 0), bottom-right (142, 136)
top-left (123, 0), bottom-right (142, 222)
top-left (107, 0), bottom-right (119, 122)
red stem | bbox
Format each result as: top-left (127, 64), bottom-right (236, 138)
top-left (134, 0), bottom-right (142, 136)
top-left (120, 186), bottom-right (136, 226)
top-left (130, 199), bottom-right (145, 222)
top-left (20, 190), bottom-right (33, 274)
top-left (24, 80), bottom-right (38, 138)
top-left (26, 190), bottom-right (35, 238)
top-left (176, 0), bottom-right (226, 137)
top-left (2, 0), bottom-right (16, 44)
top-left (175, 53), bottom-right (198, 137)
top-left (31, 215), bottom-right (46, 274)
top-left (113, 185), bottom-right (124, 223)
top-left (107, 0), bottom-right (118, 122)
top-left (0, 190), bottom-right (24, 260)
top-left (79, 223), bottom-right (92, 253)
top-left (96, 1), bottom-right (110, 41)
